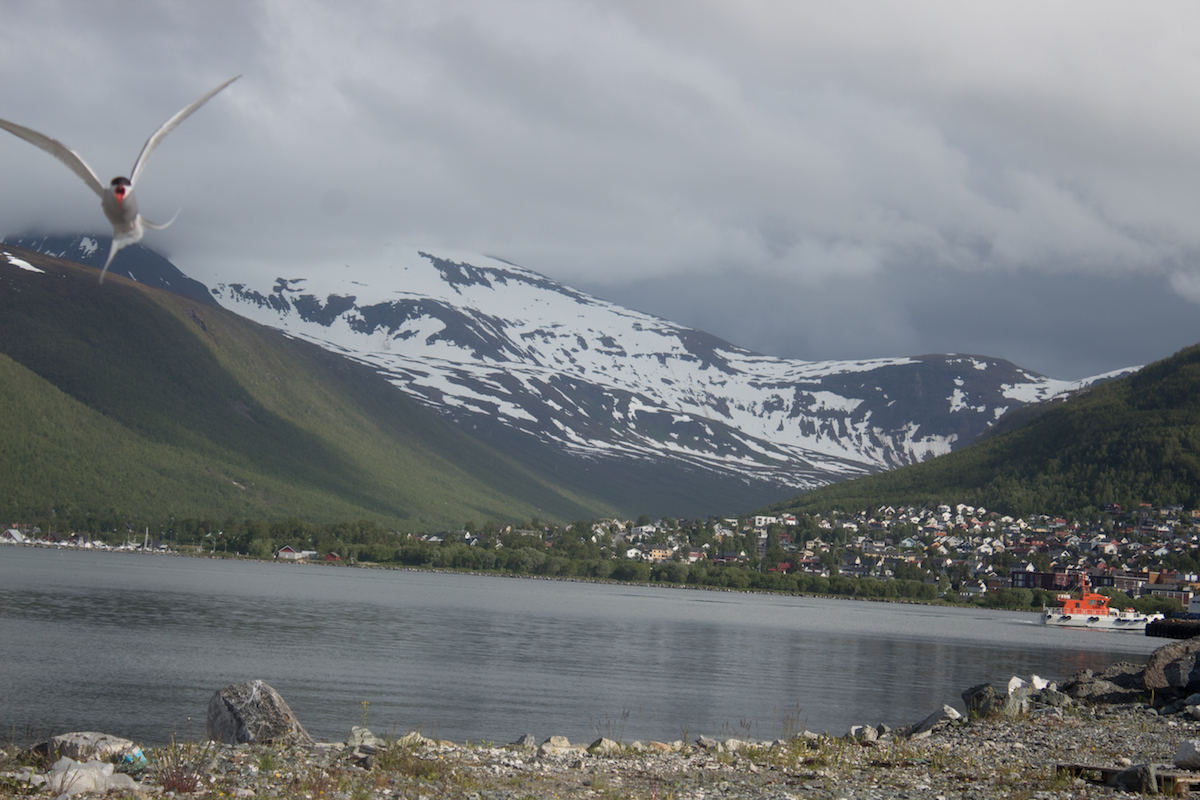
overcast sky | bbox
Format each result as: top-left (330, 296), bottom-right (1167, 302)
top-left (2, 1), bottom-right (1199, 379)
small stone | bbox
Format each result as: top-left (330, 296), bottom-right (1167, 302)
top-left (911, 705), bottom-right (962, 736)
top-left (848, 725), bottom-right (878, 743)
top-left (395, 731), bottom-right (433, 748)
top-left (588, 737), bottom-right (622, 755)
top-left (1175, 739), bottom-right (1200, 769)
top-left (538, 735), bottom-right (582, 757)
top-left (347, 726), bottom-right (382, 748)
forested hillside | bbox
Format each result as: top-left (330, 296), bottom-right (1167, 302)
top-left (0, 247), bottom-right (616, 530)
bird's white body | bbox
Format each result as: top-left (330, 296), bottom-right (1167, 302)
top-left (0, 76), bottom-right (239, 282)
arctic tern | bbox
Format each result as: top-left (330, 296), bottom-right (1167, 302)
top-left (0, 75), bottom-right (239, 282)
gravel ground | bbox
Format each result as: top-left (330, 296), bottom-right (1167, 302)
top-left (3, 664), bottom-right (1196, 799)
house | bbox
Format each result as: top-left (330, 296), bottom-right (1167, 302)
top-left (647, 545), bottom-right (673, 562)
top-left (324, 552), bottom-right (341, 562)
top-left (276, 545), bottom-right (303, 560)
top-left (1, 528), bottom-right (26, 544)
top-left (961, 580), bottom-right (988, 598)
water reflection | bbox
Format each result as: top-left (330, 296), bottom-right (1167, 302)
top-left (0, 547), bottom-right (1161, 746)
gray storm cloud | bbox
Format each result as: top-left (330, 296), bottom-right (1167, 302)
top-left (1, 0), bottom-right (1198, 379)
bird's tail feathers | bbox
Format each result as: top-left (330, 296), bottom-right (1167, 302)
top-left (98, 243), bottom-right (118, 284)
top-left (97, 227), bottom-right (144, 284)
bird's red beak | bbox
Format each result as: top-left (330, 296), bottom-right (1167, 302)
top-left (114, 185), bottom-right (126, 205)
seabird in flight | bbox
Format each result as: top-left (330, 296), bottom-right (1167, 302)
top-left (0, 75), bottom-right (240, 282)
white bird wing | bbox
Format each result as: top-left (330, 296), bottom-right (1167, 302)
top-left (129, 75), bottom-right (240, 187)
top-left (0, 117), bottom-right (105, 197)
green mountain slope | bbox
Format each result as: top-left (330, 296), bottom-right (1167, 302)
top-left (765, 342), bottom-right (1200, 517)
top-left (0, 247), bottom-right (617, 529)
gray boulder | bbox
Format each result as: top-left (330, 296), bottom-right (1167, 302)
top-left (1145, 638), bottom-right (1200, 692)
top-left (206, 680), bottom-right (314, 746)
top-left (1163, 653), bottom-right (1200, 690)
top-left (962, 683), bottom-right (1000, 717)
top-left (1000, 687), bottom-right (1032, 716)
top-left (1174, 739), bottom-right (1200, 769)
top-left (1110, 763), bottom-right (1158, 794)
top-left (1036, 688), bottom-right (1073, 708)
top-left (32, 732), bottom-right (142, 764)
top-left (1061, 662), bottom-right (1145, 703)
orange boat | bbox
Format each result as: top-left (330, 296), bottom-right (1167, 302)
top-left (1041, 574), bottom-right (1163, 632)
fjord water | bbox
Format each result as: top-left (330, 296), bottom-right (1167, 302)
top-left (0, 547), bottom-right (1162, 747)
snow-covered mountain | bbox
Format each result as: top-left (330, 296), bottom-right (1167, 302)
top-left (8, 235), bottom-right (1132, 514)
top-left (210, 250), bottom-right (1125, 490)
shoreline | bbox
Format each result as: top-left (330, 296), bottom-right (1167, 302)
top-left (3, 664), bottom-right (1195, 799)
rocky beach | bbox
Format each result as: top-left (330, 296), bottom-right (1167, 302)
top-left (9, 646), bottom-right (1200, 800)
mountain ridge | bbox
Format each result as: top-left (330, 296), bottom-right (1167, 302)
top-left (764, 341), bottom-right (1200, 517)
top-left (202, 247), bottom-right (1130, 509)
top-left (6, 235), bottom-right (1136, 516)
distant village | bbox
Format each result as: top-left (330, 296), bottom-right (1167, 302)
top-left (5, 500), bottom-right (1198, 608)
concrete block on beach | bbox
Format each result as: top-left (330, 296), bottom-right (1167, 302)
top-left (207, 679), bottom-right (314, 746)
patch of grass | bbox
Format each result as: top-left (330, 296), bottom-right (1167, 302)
top-left (153, 739), bottom-right (216, 794)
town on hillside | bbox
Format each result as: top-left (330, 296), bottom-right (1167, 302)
top-left (4, 501), bottom-right (1197, 611)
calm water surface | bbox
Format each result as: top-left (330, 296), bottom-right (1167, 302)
top-left (0, 546), bottom-right (1163, 746)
